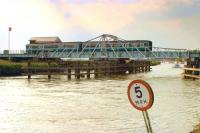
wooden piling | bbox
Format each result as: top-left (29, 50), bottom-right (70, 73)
top-left (24, 59), bottom-right (151, 80)
top-left (28, 60), bottom-right (31, 79)
top-left (66, 62), bottom-right (71, 80)
top-left (94, 61), bottom-right (98, 78)
top-left (67, 68), bottom-right (71, 80)
top-left (48, 61), bottom-right (51, 79)
top-left (75, 61), bottom-right (81, 79)
top-left (87, 62), bottom-right (90, 79)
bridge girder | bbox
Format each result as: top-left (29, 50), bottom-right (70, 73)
top-left (0, 34), bottom-right (194, 60)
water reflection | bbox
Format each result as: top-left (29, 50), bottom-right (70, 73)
top-left (0, 63), bottom-right (199, 133)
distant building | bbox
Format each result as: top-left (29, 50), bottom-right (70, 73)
top-left (29, 37), bottom-right (62, 44)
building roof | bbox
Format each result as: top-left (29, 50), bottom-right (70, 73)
top-left (29, 37), bottom-right (62, 44)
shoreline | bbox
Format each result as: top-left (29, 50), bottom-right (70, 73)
top-left (191, 124), bottom-right (200, 133)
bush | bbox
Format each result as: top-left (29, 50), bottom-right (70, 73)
top-left (150, 60), bottom-right (161, 66)
top-left (0, 63), bottom-right (22, 76)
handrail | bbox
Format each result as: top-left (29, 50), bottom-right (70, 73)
top-left (183, 67), bottom-right (200, 71)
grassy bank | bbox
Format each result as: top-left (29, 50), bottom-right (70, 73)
top-left (0, 60), bottom-right (22, 76)
top-left (0, 59), bottom-right (57, 76)
top-left (150, 60), bottom-right (161, 66)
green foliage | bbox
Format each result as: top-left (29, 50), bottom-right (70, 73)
top-left (0, 60), bottom-right (22, 76)
top-left (0, 60), bottom-right (60, 76)
top-left (49, 62), bottom-right (59, 67)
top-left (150, 60), bottom-right (161, 66)
top-left (30, 63), bottom-right (48, 68)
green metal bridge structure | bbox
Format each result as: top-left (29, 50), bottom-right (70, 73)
top-left (0, 34), bottom-right (193, 60)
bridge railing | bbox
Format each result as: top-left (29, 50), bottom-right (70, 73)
top-left (0, 48), bottom-right (194, 59)
top-left (0, 50), bottom-right (26, 54)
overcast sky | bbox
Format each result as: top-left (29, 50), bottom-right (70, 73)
top-left (0, 0), bottom-right (200, 50)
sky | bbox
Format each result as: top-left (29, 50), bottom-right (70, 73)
top-left (0, 0), bottom-right (200, 50)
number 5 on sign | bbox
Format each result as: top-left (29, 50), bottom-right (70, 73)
top-left (127, 80), bottom-right (154, 133)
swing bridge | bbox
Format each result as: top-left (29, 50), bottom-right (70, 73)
top-left (0, 34), bottom-right (193, 60)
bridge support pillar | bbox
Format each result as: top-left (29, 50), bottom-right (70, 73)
top-left (94, 61), bottom-right (98, 78)
top-left (75, 62), bottom-right (81, 79)
top-left (67, 68), bottom-right (71, 80)
top-left (48, 61), bottom-right (51, 79)
top-left (148, 62), bottom-right (151, 71)
top-left (145, 63), bottom-right (148, 71)
top-left (87, 62), bottom-right (90, 79)
top-left (66, 62), bottom-right (71, 80)
top-left (28, 60), bottom-right (31, 79)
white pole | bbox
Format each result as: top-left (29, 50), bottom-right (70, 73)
top-left (8, 29), bottom-right (10, 53)
top-left (8, 27), bottom-right (11, 60)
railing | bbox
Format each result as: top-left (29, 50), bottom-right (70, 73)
top-left (0, 50), bottom-right (190, 59)
top-left (0, 47), bottom-right (195, 60)
top-left (183, 67), bottom-right (200, 79)
top-left (0, 50), bottom-right (26, 54)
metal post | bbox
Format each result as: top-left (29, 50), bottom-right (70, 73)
top-left (142, 111), bottom-right (150, 133)
top-left (144, 111), bottom-right (153, 133)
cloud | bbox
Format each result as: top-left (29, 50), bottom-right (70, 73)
top-left (52, 0), bottom-right (199, 31)
top-left (0, 0), bottom-right (66, 49)
top-left (0, 0), bottom-right (199, 50)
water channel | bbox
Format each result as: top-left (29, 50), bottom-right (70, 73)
top-left (0, 63), bottom-right (200, 133)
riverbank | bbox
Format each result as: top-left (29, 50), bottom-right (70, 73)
top-left (0, 59), bottom-right (51, 76)
top-left (0, 60), bottom-right (22, 76)
top-left (150, 60), bottom-right (161, 66)
top-left (191, 124), bottom-right (200, 133)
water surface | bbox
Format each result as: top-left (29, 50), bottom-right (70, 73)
top-left (0, 63), bottom-right (200, 133)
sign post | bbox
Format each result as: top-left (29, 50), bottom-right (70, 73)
top-left (127, 79), bottom-right (154, 133)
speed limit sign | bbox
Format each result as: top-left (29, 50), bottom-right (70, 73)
top-left (127, 80), bottom-right (154, 111)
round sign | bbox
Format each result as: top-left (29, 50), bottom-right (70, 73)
top-left (127, 80), bottom-right (154, 111)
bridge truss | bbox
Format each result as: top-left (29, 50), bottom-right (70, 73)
top-left (0, 34), bottom-right (192, 60)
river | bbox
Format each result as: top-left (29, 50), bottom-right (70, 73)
top-left (0, 63), bottom-right (200, 133)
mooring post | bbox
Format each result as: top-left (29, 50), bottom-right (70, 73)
top-left (128, 61), bottom-right (133, 74)
top-left (87, 62), bottom-right (90, 79)
top-left (114, 61), bottom-right (117, 74)
top-left (75, 61), bottom-right (80, 79)
top-left (145, 62), bottom-right (148, 72)
top-left (67, 62), bottom-right (71, 80)
top-left (105, 61), bottom-right (108, 76)
top-left (133, 61), bottom-right (136, 74)
top-left (94, 61), bottom-right (98, 78)
top-left (67, 68), bottom-right (71, 80)
top-left (108, 61), bottom-right (111, 76)
top-left (135, 62), bottom-right (138, 73)
top-left (48, 61), bottom-right (51, 79)
top-left (78, 61), bottom-right (81, 79)
top-left (148, 61), bottom-right (151, 71)
top-left (28, 60), bottom-right (31, 79)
